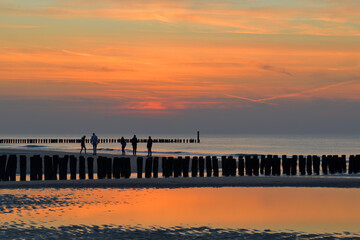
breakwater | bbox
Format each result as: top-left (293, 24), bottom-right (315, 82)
top-left (0, 154), bottom-right (359, 182)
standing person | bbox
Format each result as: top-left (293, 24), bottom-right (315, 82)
top-left (120, 136), bottom-right (126, 155)
top-left (80, 136), bottom-right (86, 154)
top-left (131, 135), bottom-right (138, 156)
top-left (90, 133), bottom-right (98, 155)
top-left (147, 136), bottom-right (153, 156)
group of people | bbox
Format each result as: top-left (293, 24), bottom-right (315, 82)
top-left (80, 133), bottom-right (153, 156)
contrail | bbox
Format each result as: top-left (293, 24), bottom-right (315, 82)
top-left (226, 80), bottom-right (358, 104)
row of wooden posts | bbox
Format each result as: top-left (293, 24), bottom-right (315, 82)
top-left (0, 154), bottom-right (359, 182)
top-left (0, 138), bottom-right (198, 144)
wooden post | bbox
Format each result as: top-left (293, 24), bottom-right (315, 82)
top-left (183, 156), bottom-right (190, 177)
top-left (34, 155), bottom-right (42, 180)
top-left (0, 155), bottom-right (7, 181)
top-left (306, 155), bottom-right (312, 175)
top-left (173, 157), bottom-right (182, 178)
top-left (191, 156), bottom-right (198, 177)
top-left (119, 157), bottom-right (126, 178)
top-left (105, 157), bottom-right (112, 179)
top-left (282, 155), bottom-right (289, 176)
top-left (197, 131), bottom-right (200, 143)
top-left (20, 155), bottom-right (26, 181)
top-left (168, 157), bottom-right (174, 177)
top-left (113, 157), bottom-right (120, 179)
top-left (245, 155), bottom-right (251, 176)
top-left (206, 156), bottom-right (212, 177)
top-left (260, 155), bottom-right (265, 175)
top-left (252, 155), bottom-right (259, 176)
top-left (145, 157), bottom-right (152, 178)
top-left (162, 157), bottom-right (168, 178)
top-left (5, 155), bottom-right (17, 181)
top-left (265, 155), bottom-right (272, 176)
top-left (199, 156), bottom-right (205, 177)
top-left (313, 155), bottom-right (320, 175)
top-left (87, 157), bottom-right (94, 179)
top-left (221, 156), bottom-right (229, 177)
top-left (97, 156), bottom-right (104, 179)
top-left (273, 155), bottom-right (280, 176)
top-left (125, 157), bottom-right (131, 178)
top-left (137, 157), bottom-right (143, 178)
top-left (44, 155), bottom-right (53, 180)
top-left (79, 156), bottom-right (86, 180)
top-left (291, 155), bottom-right (297, 176)
top-left (341, 155), bottom-right (346, 173)
top-left (59, 155), bottom-right (68, 180)
top-left (212, 156), bottom-right (219, 177)
top-left (70, 155), bottom-right (77, 180)
top-left (153, 157), bottom-right (159, 178)
top-left (52, 155), bottom-right (59, 180)
top-left (299, 155), bottom-right (306, 175)
top-left (238, 156), bottom-right (244, 176)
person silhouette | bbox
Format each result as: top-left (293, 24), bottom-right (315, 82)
top-left (131, 135), bottom-right (138, 156)
top-left (80, 136), bottom-right (86, 154)
top-left (120, 136), bottom-right (126, 155)
top-left (90, 133), bottom-right (98, 155)
top-left (147, 136), bottom-right (153, 156)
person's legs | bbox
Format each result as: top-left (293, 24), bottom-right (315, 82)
top-left (84, 146), bottom-right (86, 154)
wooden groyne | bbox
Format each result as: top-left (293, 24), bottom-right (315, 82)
top-left (0, 154), bottom-right (359, 182)
top-left (0, 138), bottom-right (199, 144)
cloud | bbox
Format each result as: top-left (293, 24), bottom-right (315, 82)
top-left (260, 65), bottom-right (294, 77)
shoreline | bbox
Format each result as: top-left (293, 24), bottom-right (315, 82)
top-left (1, 176), bottom-right (360, 189)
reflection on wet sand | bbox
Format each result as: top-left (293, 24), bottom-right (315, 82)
top-left (0, 187), bottom-right (360, 238)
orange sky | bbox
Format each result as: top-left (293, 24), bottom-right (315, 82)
top-left (0, 0), bottom-right (360, 133)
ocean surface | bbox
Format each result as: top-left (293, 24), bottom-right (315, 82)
top-left (1, 134), bottom-right (360, 156)
top-left (0, 187), bottom-right (359, 239)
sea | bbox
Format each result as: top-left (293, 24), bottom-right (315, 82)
top-left (1, 133), bottom-right (360, 156)
top-left (1, 134), bottom-right (360, 239)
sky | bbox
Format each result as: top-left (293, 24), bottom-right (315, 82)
top-left (0, 0), bottom-right (360, 134)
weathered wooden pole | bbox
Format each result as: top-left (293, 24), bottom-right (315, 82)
top-left (291, 155), bottom-right (297, 176)
top-left (52, 155), bottom-right (59, 180)
top-left (313, 155), bottom-right (320, 175)
top-left (20, 155), bottom-right (26, 181)
top-left (6, 155), bottom-right (17, 181)
top-left (87, 157), bottom-right (94, 179)
top-left (137, 157), bottom-right (143, 178)
top-left (265, 155), bottom-right (272, 176)
top-left (59, 155), bottom-right (68, 180)
top-left (183, 156), bottom-right (190, 177)
top-left (306, 155), bottom-right (312, 175)
top-left (0, 155), bottom-right (6, 181)
top-left (70, 155), bottom-right (77, 180)
top-left (125, 157), bottom-right (131, 178)
top-left (145, 157), bottom-right (152, 178)
top-left (212, 156), bottom-right (219, 177)
top-left (238, 156), bottom-right (244, 176)
top-left (97, 156), bottom-right (104, 179)
top-left (105, 157), bottom-right (112, 179)
top-left (162, 157), bottom-right (168, 178)
top-left (245, 155), bottom-right (251, 176)
top-left (113, 157), bottom-right (120, 179)
top-left (299, 155), bottom-right (306, 175)
top-left (173, 157), bottom-right (182, 178)
top-left (273, 155), bottom-right (280, 176)
top-left (205, 156), bottom-right (212, 177)
top-left (221, 156), bottom-right (228, 177)
top-left (79, 156), bottom-right (86, 180)
top-left (44, 155), bottom-right (53, 180)
top-left (153, 157), bottom-right (159, 178)
top-left (260, 155), bottom-right (265, 175)
top-left (191, 157), bottom-right (198, 177)
top-left (252, 155), bottom-right (259, 176)
top-left (199, 156), bottom-right (205, 177)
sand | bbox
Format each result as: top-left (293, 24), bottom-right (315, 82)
top-left (0, 148), bottom-right (359, 189)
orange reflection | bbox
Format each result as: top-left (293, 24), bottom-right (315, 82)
top-left (1, 187), bottom-right (360, 233)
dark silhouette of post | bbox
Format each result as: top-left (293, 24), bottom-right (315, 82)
top-left (59, 155), bottom-right (68, 180)
top-left (197, 131), bottom-right (200, 143)
top-left (70, 155), bottom-right (77, 180)
top-left (306, 155), bottom-right (312, 175)
top-left (44, 155), bottom-right (53, 180)
top-left (113, 157), bottom-right (121, 179)
top-left (183, 156), bottom-right (190, 177)
top-left (87, 157), bottom-right (94, 179)
top-left (191, 157), bottom-right (198, 177)
top-left (238, 156), bottom-right (244, 176)
top-left (145, 157), bottom-right (152, 178)
top-left (153, 157), bottom-right (159, 178)
top-left (20, 155), bottom-right (26, 181)
top-left (137, 157), bottom-right (143, 178)
top-left (52, 155), bottom-right (59, 180)
top-left (79, 156), bottom-right (86, 179)
top-left (199, 156), bottom-right (205, 177)
top-left (212, 156), bottom-right (219, 177)
top-left (0, 155), bottom-right (6, 181)
top-left (299, 155), bottom-right (306, 175)
top-left (206, 156), bottom-right (212, 177)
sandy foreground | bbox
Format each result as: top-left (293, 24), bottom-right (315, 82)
top-left (0, 148), bottom-right (359, 189)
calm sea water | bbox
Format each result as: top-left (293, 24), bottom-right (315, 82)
top-left (0, 187), bottom-right (359, 239)
top-left (1, 134), bottom-right (360, 156)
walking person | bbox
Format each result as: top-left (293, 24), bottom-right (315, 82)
top-left (120, 136), bottom-right (126, 155)
top-left (131, 135), bottom-right (138, 156)
top-left (90, 133), bottom-right (99, 155)
top-left (147, 136), bottom-right (153, 156)
top-left (80, 135), bottom-right (86, 154)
